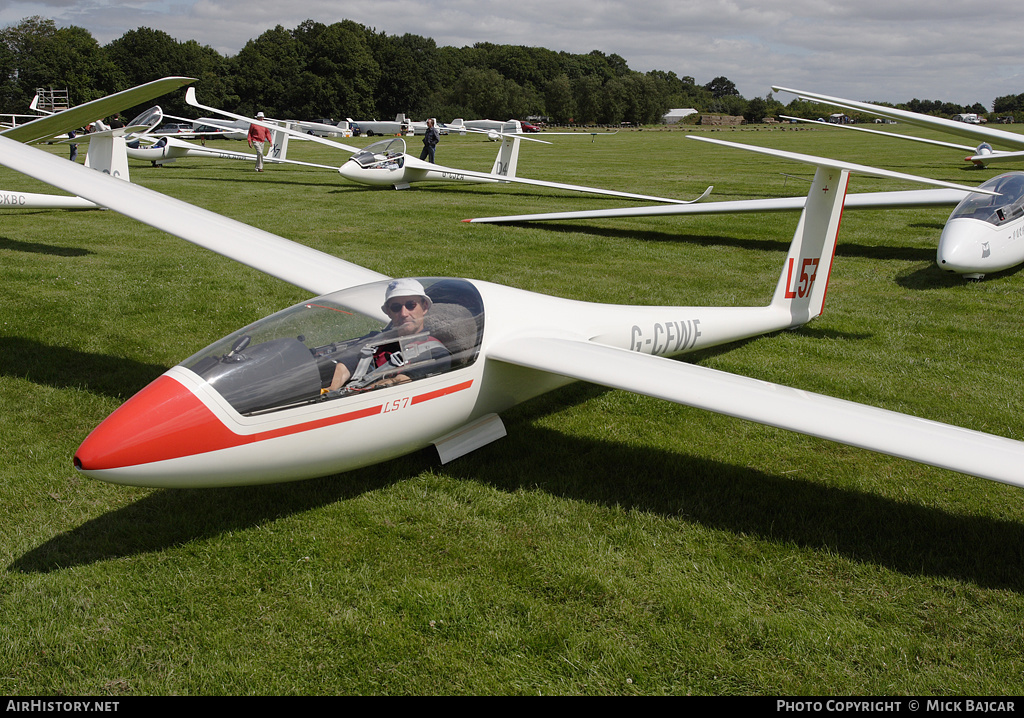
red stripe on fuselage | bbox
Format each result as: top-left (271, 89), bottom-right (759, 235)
top-left (411, 380), bottom-right (474, 404)
top-left (75, 374), bottom-right (473, 470)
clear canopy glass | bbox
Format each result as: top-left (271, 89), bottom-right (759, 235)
top-left (182, 278), bottom-right (483, 415)
top-left (350, 138), bottom-right (407, 169)
top-left (949, 172), bottom-right (1024, 226)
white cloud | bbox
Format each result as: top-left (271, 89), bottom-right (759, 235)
top-left (1, 0), bottom-right (1022, 106)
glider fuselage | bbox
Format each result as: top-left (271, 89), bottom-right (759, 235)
top-left (937, 172), bottom-right (1024, 278)
top-left (73, 277), bottom-right (795, 488)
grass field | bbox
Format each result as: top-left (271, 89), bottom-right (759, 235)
top-left (3, 122), bottom-right (1024, 695)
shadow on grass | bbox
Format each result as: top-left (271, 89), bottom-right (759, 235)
top-left (896, 260), bottom-right (1024, 289)
top-left (0, 235), bottom-right (92, 257)
top-left (491, 221), bottom-right (938, 263)
top-left (8, 458), bottom-right (421, 575)
top-left (460, 384), bottom-right (1024, 594)
top-left (10, 371), bottom-right (1024, 593)
top-left (0, 337), bottom-right (166, 399)
top-left (136, 164), bottom-right (351, 191)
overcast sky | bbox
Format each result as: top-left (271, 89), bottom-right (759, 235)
top-left (2, 0), bottom-right (1021, 108)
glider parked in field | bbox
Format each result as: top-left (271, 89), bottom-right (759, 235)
top-left (185, 89), bottom-right (701, 204)
top-left (0, 77), bottom-right (195, 209)
top-left (467, 141), bottom-right (1024, 280)
top-left (122, 108), bottom-right (336, 171)
top-left (445, 118), bottom-right (618, 142)
top-left (774, 85), bottom-right (1024, 168)
top-left (2, 132), bottom-right (1022, 492)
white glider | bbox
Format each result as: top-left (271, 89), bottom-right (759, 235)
top-left (466, 139), bottom-right (1024, 280)
top-left (0, 132), bottom-right (1022, 494)
top-left (0, 77), bottom-right (195, 209)
top-left (185, 88), bottom-right (708, 205)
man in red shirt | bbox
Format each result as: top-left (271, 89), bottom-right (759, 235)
top-left (247, 112), bottom-right (273, 172)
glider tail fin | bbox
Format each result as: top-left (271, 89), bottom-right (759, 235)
top-left (84, 132), bottom-right (131, 182)
top-left (491, 135), bottom-right (521, 178)
top-left (685, 135), bottom-right (993, 328)
top-left (269, 123), bottom-right (290, 161)
top-left (769, 165), bottom-right (848, 325)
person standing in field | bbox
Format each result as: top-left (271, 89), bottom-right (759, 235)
top-left (420, 118), bottom-right (440, 163)
top-left (248, 112), bottom-right (272, 172)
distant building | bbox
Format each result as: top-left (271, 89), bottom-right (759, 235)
top-left (699, 114), bottom-right (744, 126)
top-left (828, 113), bottom-right (853, 124)
top-left (662, 108), bottom-right (697, 124)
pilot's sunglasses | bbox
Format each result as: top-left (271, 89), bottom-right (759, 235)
top-left (388, 300), bottom-right (421, 313)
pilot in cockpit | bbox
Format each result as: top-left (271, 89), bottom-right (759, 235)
top-left (324, 278), bottom-right (451, 393)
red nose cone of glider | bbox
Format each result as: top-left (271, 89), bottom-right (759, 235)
top-left (74, 375), bottom-right (231, 473)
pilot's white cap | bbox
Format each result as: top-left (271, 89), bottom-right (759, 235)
top-left (256, 111), bottom-right (265, 118)
top-left (383, 278), bottom-right (432, 309)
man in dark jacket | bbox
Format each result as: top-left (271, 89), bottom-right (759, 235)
top-left (420, 118), bottom-right (440, 163)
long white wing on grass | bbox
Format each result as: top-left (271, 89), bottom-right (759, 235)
top-left (488, 336), bottom-right (1024, 488)
top-left (966, 150), bottom-right (1024, 165)
top-left (1, 78), bottom-right (196, 145)
top-left (467, 136), bottom-right (985, 223)
top-left (401, 153), bottom-right (713, 205)
top-left (0, 135), bottom-right (387, 295)
top-left (144, 135), bottom-right (342, 171)
top-left (465, 188), bottom-right (970, 223)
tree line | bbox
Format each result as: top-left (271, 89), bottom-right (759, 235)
top-left (0, 16), bottom-right (1011, 127)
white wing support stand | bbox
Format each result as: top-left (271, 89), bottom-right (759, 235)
top-left (433, 414), bottom-right (508, 464)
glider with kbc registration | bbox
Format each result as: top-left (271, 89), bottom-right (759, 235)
top-left (2, 131), bottom-right (1023, 494)
top-left (0, 76), bottom-right (195, 209)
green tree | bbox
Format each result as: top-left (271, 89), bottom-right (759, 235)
top-left (572, 74), bottom-right (603, 124)
top-left (104, 28), bottom-right (230, 117)
top-left (233, 25), bottom-right (304, 117)
top-left (704, 76), bottom-right (738, 99)
top-left (372, 32), bottom-right (436, 118)
top-left (544, 74), bottom-right (576, 123)
top-left (743, 96), bottom-right (768, 124)
top-left (292, 20), bottom-right (379, 118)
top-left (1, 16), bottom-right (119, 108)
top-left (104, 27), bottom-right (182, 85)
top-left (993, 93), bottom-right (1024, 114)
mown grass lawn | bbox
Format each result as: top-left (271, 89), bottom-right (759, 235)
top-left (2, 122), bottom-right (1024, 695)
